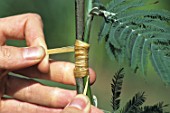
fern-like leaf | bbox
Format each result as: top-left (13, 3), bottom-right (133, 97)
top-left (141, 102), bottom-right (169, 113)
top-left (111, 68), bottom-right (124, 111)
top-left (117, 10), bottom-right (170, 22)
top-left (120, 92), bottom-right (146, 113)
top-left (99, 22), bottom-right (112, 42)
top-left (98, 0), bottom-right (170, 84)
top-left (111, 0), bottom-right (147, 13)
top-left (107, 0), bottom-right (126, 12)
top-left (151, 43), bottom-right (170, 84)
top-left (109, 69), bottom-right (169, 113)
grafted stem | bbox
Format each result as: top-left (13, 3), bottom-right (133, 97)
top-left (75, 0), bottom-right (94, 105)
top-left (75, 0), bottom-right (85, 94)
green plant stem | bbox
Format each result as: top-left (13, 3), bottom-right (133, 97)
top-left (75, 0), bottom-right (94, 105)
top-left (75, 0), bottom-right (85, 41)
top-left (75, 0), bottom-right (85, 94)
top-left (84, 0), bottom-right (93, 43)
top-left (83, 0), bottom-right (95, 105)
top-left (83, 76), bottom-right (94, 105)
top-left (75, 78), bottom-right (84, 94)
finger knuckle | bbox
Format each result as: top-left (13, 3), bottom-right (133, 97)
top-left (0, 17), bottom-right (4, 23)
top-left (25, 13), bottom-right (42, 21)
top-left (24, 13), bottom-right (44, 29)
top-left (0, 18), bottom-right (5, 34)
top-left (0, 47), bottom-right (12, 69)
top-left (23, 81), bottom-right (35, 101)
top-left (0, 47), bottom-right (11, 58)
top-left (0, 18), bottom-right (2, 26)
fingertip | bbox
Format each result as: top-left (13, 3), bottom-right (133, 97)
top-left (23, 46), bottom-right (45, 60)
top-left (31, 37), bottom-right (49, 73)
top-left (62, 94), bottom-right (91, 113)
top-left (38, 54), bottom-right (49, 73)
top-left (89, 68), bottom-right (96, 85)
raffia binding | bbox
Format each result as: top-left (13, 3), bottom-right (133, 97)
top-left (47, 46), bottom-right (74, 55)
top-left (74, 40), bottom-right (90, 78)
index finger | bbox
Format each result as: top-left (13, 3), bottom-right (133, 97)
top-left (0, 13), bottom-right (49, 73)
top-left (13, 61), bottom-right (96, 85)
top-left (23, 13), bottom-right (49, 73)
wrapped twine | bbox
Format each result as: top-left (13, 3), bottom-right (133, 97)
top-left (0, 40), bottom-right (90, 95)
top-left (74, 40), bottom-right (90, 78)
top-left (0, 40), bottom-right (90, 80)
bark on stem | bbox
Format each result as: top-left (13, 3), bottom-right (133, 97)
top-left (75, 0), bottom-right (85, 94)
top-left (75, 0), bottom-right (94, 105)
top-left (75, 0), bottom-right (85, 41)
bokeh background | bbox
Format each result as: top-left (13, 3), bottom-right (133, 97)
top-left (0, 0), bottom-right (170, 112)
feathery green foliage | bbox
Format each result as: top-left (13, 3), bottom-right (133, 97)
top-left (120, 92), bottom-right (146, 113)
top-left (97, 0), bottom-right (170, 84)
top-left (140, 102), bottom-right (169, 113)
top-left (111, 69), bottom-right (169, 113)
top-left (111, 68), bottom-right (124, 112)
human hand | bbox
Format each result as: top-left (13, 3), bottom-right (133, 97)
top-left (0, 14), bottom-right (103, 113)
top-left (0, 13), bottom-right (49, 73)
top-left (61, 94), bottom-right (99, 113)
top-left (1, 61), bottom-right (103, 113)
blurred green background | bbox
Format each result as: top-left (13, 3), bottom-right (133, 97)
top-left (0, 0), bottom-right (170, 111)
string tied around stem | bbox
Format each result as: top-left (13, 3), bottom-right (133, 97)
top-left (74, 40), bottom-right (90, 78)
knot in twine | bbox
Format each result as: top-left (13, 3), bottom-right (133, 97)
top-left (74, 40), bottom-right (90, 78)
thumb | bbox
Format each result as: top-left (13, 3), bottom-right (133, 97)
top-left (61, 94), bottom-right (91, 113)
top-left (0, 46), bottom-right (45, 70)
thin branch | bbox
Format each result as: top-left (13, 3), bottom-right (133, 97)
top-left (75, 0), bottom-right (85, 41)
top-left (75, 0), bottom-right (85, 94)
top-left (84, 0), bottom-right (93, 42)
top-left (75, 0), bottom-right (94, 105)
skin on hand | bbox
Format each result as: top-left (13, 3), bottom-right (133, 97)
top-left (0, 61), bottom-right (103, 113)
top-left (0, 13), bottom-right (49, 72)
top-left (61, 94), bottom-right (91, 113)
top-left (61, 94), bottom-right (104, 113)
top-left (0, 14), bottom-right (104, 113)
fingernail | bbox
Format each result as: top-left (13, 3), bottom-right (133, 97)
top-left (23, 46), bottom-right (45, 60)
top-left (69, 94), bottom-right (90, 111)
